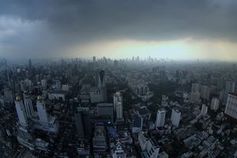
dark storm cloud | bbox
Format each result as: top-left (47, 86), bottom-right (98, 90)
top-left (0, 0), bottom-right (237, 58)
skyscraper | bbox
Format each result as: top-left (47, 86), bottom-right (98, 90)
top-left (75, 107), bottom-right (91, 140)
top-left (156, 109), bottom-right (166, 128)
top-left (210, 97), bottom-right (220, 111)
top-left (113, 92), bottom-right (123, 121)
top-left (15, 96), bottom-right (28, 127)
top-left (23, 93), bottom-right (34, 118)
top-left (97, 70), bottom-right (107, 102)
top-left (36, 96), bottom-right (48, 124)
top-left (171, 109), bottom-right (181, 127)
top-left (225, 93), bottom-right (237, 120)
top-left (98, 70), bottom-right (105, 88)
top-left (200, 104), bottom-right (208, 116)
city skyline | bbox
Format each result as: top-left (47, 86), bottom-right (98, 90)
top-left (1, 0), bottom-right (237, 61)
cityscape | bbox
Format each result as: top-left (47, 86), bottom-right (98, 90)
top-left (1, 0), bottom-right (237, 158)
top-left (0, 58), bottom-right (237, 157)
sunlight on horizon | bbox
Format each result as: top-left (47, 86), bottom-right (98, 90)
top-left (68, 39), bottom-right (237, 61)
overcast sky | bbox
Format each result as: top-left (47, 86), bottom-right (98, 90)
top-left (0, 0), bottom-right (237, 60)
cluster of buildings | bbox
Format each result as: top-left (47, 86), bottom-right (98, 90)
top-left (0, 58), bottom-right (237, 157)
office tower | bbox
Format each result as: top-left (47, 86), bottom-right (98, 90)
top-left (15, 96), bottom-right (28, 127)
top-left (138, 132), bottom-right (160, 158)
top-left (36, 96), bottom-right (48, 124)
top-left (93, 125), bottom-right (107, 152)
top-left (225, 93), bottom-right (237, 119)
top-left (132, 114), bottom-right (143, 134)
top-left (23, 93), bottom-right (34, 118)
top-left (97, 70), bottom-right (107, 102)
top-left (224, 81), bottom-right (236, 103)
top-left (98, 70), bottom-right (105, 88)
top-left (41, 79), bottom-right (47, 89)
top-left (155, 109), bottom-right (166, 128)
top-left (113, 92), bottom-right (123, 120)
top-left (210, 97), bottom-right (220, 111)
top-left (200, 104), bottom-right (208, 116)
top-left (36, 96), bottom-right (59, 133)
top-left (190, 83), bottom-right (201, 103)
top-left (171, 108), bottom-right (181, 127)
top-left (75, 107), bottom-right (91, 140)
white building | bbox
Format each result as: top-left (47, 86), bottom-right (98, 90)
top-left (171, 108), bottom-right (181, 127)
top-left (200, 104), bottom-right (208, 116)
top-left (138, 132), bottom-right (160, 158)
top-left (210, 97), bottom-right (220, 111)
top-left (113, 92), bottom-right (123, 120)
top-left (15, 96), bottom-right (28, 127)
top-left (23, 94), bottom-right (34, 118)
top-left (41, 79), bottom-right (47, 89)
top-left (225, 93), bottom-right (237, 119)
top-left (36, 96), bottom-right (59, 133)
top-left (36, 97), bottom-right (48, 123)
top-left (156, 109), bottom-right (166, 128)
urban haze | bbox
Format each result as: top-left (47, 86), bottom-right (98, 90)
top-left (0, 0), bottom-right (237, 158)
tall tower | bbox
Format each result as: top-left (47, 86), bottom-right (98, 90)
top-left (113, 92), bottom-right (123, 120)
top-left (36, 96), bottom-right (48, 124)
top-left (155, 109), bottom-right (166, 128)
top-left (15, 96), bottom-right (28, 127)
top-left (98, 70), bottom-right (107, 101)
top-left (23, 93), bottom-right (34, 118)
top-left (225, 93), bottom-right (237, 120)
top-left (171, 109), bottom-right (181, 127)
top-left (98, 70), bottom-right (105, 88)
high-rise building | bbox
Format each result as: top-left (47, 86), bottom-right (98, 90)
top-left (113, 92), bottom-right (123, 120)
top-left (36, 96), bottom-right (59, 133)
top-left (23, 93), bottom-right (34, 118)
top-left (138, 132), bottom-right (160, 158)
top-left (210, 97), bottom-right (220, 111)
top-left (36, 96), bottom-right (48, 124)
top-left (190, 83), bottom-right (201, 103)
top-left (75, 107), bottom-right (91, 140)
top-left (98, 70), bottom-right (105, 88)
top-left (200, 104), bottom-right (208, 116)
top-left (97, 70), bottom-right (107, 102)
top-left (155, 109), bottom-right (166, 128)
top-left (171, 108), bottom-right (181, 127)
top-left (225, 93), bottom-right (237, 120)
top-left (15, 96), bottom-right (28, 127)
top-left (93, 125), bottom-right (107, 152)
top-left (41, 79), bottom-right (47, 89)
top-left (224, 81), bottom-right (236, 103)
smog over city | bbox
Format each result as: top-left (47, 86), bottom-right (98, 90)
top-left (0, 0), bottom-right (237, 158)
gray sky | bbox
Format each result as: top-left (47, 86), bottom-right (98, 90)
top-left (0, 0), bottom-right (237, 60)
